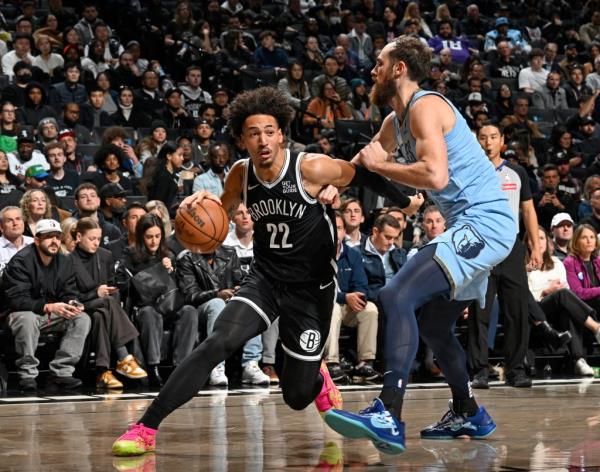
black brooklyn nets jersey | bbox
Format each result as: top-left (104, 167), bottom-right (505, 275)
top-left (242, 150), bottom-right (337, 284)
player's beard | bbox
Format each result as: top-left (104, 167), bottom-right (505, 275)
top-left (370, 75), bottom-right (396, 107)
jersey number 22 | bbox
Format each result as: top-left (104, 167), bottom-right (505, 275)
top-left (267, 223), bottom-right (293, 249)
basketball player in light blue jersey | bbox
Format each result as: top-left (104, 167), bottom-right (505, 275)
top-left (323, 36), bottom-right (520, 454)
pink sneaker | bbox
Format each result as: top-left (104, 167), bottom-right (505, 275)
top-left (315, 362), bottom-right (343, 414)
top-left (112, 423), bottom-right (157, 456)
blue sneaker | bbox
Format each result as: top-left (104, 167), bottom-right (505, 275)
top-left (420, 401), bottom-right (496, 439)
top-left (323, 398), bottom-right (406, 455)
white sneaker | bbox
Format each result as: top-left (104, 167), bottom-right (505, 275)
top-left (575, 358), bottom-right (594, 376)
top-left (209, 364), bottom-right (228, 386)
top-left (242, 361), bottom-right (270, 385)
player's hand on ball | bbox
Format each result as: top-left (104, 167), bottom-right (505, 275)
top-left (181, 191), bottom-right (222, 210)
top-left (402, 193), bottom-right (425, 216)
top-left (359, 141), bottom-right (387, 171)
top-left (317, 185), bottom-right (341, 208)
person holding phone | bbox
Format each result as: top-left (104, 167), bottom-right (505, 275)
top-left (534, 163), bottom-right (579, 230)
top-left (69, 217), bottom-right (147, 389)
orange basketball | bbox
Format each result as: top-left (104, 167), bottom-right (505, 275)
top-left (175, 199), bottom-right (229, 253)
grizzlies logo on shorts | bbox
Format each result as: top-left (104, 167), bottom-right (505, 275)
top-left (452, 224), bottom-right (485, 259)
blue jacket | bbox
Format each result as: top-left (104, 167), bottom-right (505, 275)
top-left (360, 239), bottom-right (407, 302)
top-left (336, 242), bottom-right (368, 304)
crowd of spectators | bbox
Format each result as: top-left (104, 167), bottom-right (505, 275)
top-left (2, 0), bottom-right (600, 391)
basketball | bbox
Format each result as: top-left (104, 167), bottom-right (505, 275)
top-left (174, 199), bottom-right (229, 253)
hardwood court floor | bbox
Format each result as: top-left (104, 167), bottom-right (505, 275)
top-left (0, 381), bottom-right (599, 471)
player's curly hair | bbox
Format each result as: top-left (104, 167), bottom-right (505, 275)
top-left (228, 86), bottom-right (293, 139)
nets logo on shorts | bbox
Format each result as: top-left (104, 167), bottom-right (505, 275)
top-left (299, 330), bottom-right (321, 353)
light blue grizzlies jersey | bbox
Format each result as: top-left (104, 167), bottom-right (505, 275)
top-left (393, 90), bottom-right (516, 306)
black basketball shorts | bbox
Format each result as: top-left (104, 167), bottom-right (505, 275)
top-left (230, 267), bottom-right (336, 362)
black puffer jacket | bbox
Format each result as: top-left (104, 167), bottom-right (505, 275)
top-left (176, 246), bottom-right (243, 307)
top-left (1, 244), bottom-right (79, 318)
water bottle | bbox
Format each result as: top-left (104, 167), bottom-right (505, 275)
top-left (543, 364), bottom-right (552, 379)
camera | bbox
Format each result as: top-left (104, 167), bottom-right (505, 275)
top-left (544, 186), bottom-right (557, 194)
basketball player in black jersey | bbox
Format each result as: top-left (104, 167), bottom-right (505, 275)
top-left (112, 87), bottom-right (423, 456)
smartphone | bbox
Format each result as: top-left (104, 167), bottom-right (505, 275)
top-left (124, 138), bottom-right (134, 146)
top-left (69, 300), bottom-right (84, 308)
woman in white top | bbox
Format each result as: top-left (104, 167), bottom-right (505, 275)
top-left (527, 226), bottom-right (600, 376)
top-left (32, 35), bottom-right (64, 78)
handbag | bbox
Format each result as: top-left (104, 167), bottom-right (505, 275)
top-left (131, 262), bottom-right (184, 316)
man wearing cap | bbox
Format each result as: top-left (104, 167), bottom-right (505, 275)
top-left (23, 164), bottom-right (49, 190)
top-left (99, 183), bottom-right (128, 232)
top-left (0, 206), bottom-right (33, 276)
top-left (8, 129), bottom-right (49, 180)
top-left (518, 49), bottom-right (550, 93)
top-left (161, 88), bottom-right (195, 129)
top-left (580, 187), bottom-right (600, 234)
top-left (532, 71), bottom-right (569, 110)
top-left (180, 66), bottom-right (212, 121)
top-left (464, 92), bottom-right (488, 129)
top-left (58, 127), bottom-right (93, 174)
top-left (551, 213), bottom-right (574, 261)
top-left (1, 218), bottom-right (91, 391)
top-left (45, 142), bottom-right (79, 197)
top-left (484, 17), bottom-right (530, 53)
top-left (534, 163), bottom-right (579, 230)
top-left (559, 43), bottom-right (582, 80)
top-left (191, 118), bottom-right (214, 167)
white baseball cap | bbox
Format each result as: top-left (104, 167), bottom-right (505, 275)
top-left (35, 219), bottom-right (62, 236)
top-left (550, 212), bottom-right (574, 229)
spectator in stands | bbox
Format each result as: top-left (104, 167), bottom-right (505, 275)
top-left (147, 142), bottom-right (184, 210)
top-left (33, 34), bottom-right (64, 78)
top-left (385, 206), bottom-right (412, 251)
top-left (579, 10), bottom-right (600, 47)
top-left (192, 142), bottom-right (229, 195)
top-left (299, 35), bottom-right (324, 73)
top-left (585, 56), bottom-right (600, 91)
top-left (0, 206), bottom-right (33, 275)
top-left (551, 212), bottom-right (574, 261)
top-left (532, 71), bottom-right (569, 109)
top-left (564, 223), bottom-right (600, 317)
top-left (527, 225), bottom-right (600, 376)
top-left (1, 33), bottom-right (34, 79)
top-left (45, 142), bottom-right (79, 198)
top-left (305, 79), bottom-right (352, 138)
top-left (254, 30), bottom-right (288, 72)
top-left (399, 2), bottom-right (432, 39)
top-left (134, 69), bottom-right (165, 120)
top-left (101, 126), bottom-right (140, 176)
top-left (535, 164), bottom-right (579, 229)
top-left (381, 6), bottom-right (401, 43)
top-left (0, 102), bottom-right (23, 146)
top-left (22, 165), bottom-right (50, 192)
top-left (542, 42), bottom-right (561, 72)
top-left (36, 117), bottom-right (59, 151)
top-left (20, 189), bottom-right (53, 237)
top-left (564, 64), bottom-right (593, 108)
top-left (112, 52), bottom-right (142, 90)
top-left (179, 66), bottom-right (212, 121)
top-left (145, 200), bottom-right (173, 237)
top-left (69, 217), bottom-right (147, 389)
top-left (60, 104), bottom-right (91, 145)
top-left (160, 88), bottom-right (195, 130)
top-left (107, 202), bottom-right (146, 261)
top-left (278, 61), bottom-right (311, 111)
top-left (74, 3), bottom-right (108, 45)
top-left (1, 218), bottom-right (91, 391)
top-left (116, 213), bottom-right (199, 386)
top-left (333, 46), bottom-right (359, 83)
top-left (99, 183), bottom-right (128, 232)
top-left (484, 16), bottom-right (531, 53)
top-left (518, 48), bottom-right (549, 93)
top-left (584, 43), bottom-right (600, 77)
top-left (16, 82), bottom-right (56, 127)
top-left (459, 4), bottom-right (489, 46)
top-left (215, 30), bottom-right (255, 93)
top-left (86, 144), bottom-right (134, 193)
top-left (72, 183), bottom-right (121, 246)
top-left (137, 121), bottom-right (167, 165)
top-left (95, 72), bottom-right (119, 115)
top-left (79, 85), bottom-right (112, 131)
top-left (489, 40), bottom-right (523, 78)
top-left (110, 86), bottom-right (151, 129)
top-left (58, 128), bottom-right (93, 174)
top-left (408, 205), bottom-right (446, 258)
top-left (324, 211), bottom-right (379, 382)
top-left (310, 55), bottom-right (351, 101)
top-left (580, 187), bottom-right (600, 233)
top-left (428, 20), bottom-right (471, 65)
top-left (191, 119), bottom-right (213, 168)
top-left (8, 129), bottom-right (49, 180)
top-left (340, 198), bottom-right (366, 248)
top-left (175, 135), bottom-right (198, 194)
top-left (81, 39), bottom-right (110, 78)
top-left (0, 151), bottom-right (23, 208)
top-left (500, 95), bottom-right (544, 140)
top-left (349, 78), bottom-right (381, 125)
top-left (361, 214), bottom-right (405, 302)
top-left (50, 63), bottom-right (88, 109)
top-left (348, 13), bottom-right (373, 69)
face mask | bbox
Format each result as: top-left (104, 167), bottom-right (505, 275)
top-left (17, 74), bottom-right (31, 84)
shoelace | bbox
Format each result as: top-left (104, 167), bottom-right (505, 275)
top-left (121, 424), bottom-right (154, 442)
top-left (434, 409), bottom-right (463, 428)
